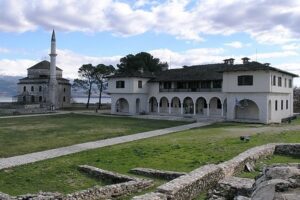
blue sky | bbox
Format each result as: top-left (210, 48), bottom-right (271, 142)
top-left (0, 0), bottom-right (300, 85)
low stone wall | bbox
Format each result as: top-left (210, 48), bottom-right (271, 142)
top-left (218, 143), bottom-right (276, 177)
top-left (275, 143), bottom-right (300, 156)
top-left (130, 167), bottom-right (186, 180)
top-left (0, 192), bottom-right (63, 200)
top-left (133, 143), bottom-right (299, 200)
top-left (65, 180), bottom-right (153, 200)
top-left (78, 165), bottom-right (134, 183)
top-left (156, 164), bottom-right (224, 200)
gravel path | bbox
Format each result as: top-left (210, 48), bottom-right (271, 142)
top-left (0, 121), bottom-right (212, 170)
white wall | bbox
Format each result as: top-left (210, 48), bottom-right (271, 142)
top-left (223, 71), bottom-right (270, 93)
top-left (108, 77), bottom-right (150, 94)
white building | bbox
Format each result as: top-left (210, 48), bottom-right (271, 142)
top-left (17, 30), bottom-right (71, 109)
top-left (107, 58), bottom-right (298, 124)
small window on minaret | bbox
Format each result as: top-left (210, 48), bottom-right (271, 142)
top-left (64, 88), bottom-right (66, 93)
top-left (63, 96), bottom-right (66, 102)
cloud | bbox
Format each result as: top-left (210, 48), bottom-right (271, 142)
top-left (0, 48), bottom-right (10, 53)
top-left (224, 41), bottom-right (243, 48)
top-left (1, 0), bottom-right (300, 44)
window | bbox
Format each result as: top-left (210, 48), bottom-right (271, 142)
top-left (63, 96), bottom-right (66, 102)
top-left (163, 82), bottom-right (171, 89)
top-left (39, 86), bottom-right (42, 92)
top-left (23, 86), bottom-right (26, 92)
top-left (217, 99), bottom-right (222, 109)
top-left (201, 81), bottom-right (211, 88)
top-left (286, 100), bottom-right (288, 110)
top-left (138, 80), bottom-right (143, 88)
top-left (238, 75), bottom-right (253, 86)
top-left (281, 100), bottom-right (283, 110)
top-left (289, 79), bottom-right (292, 88)
top-left (116, 80), bottom-right (125, 88)
top-left (31, 86), bottom-right (34, 92)
top-left (31, 95), bottom-right (35, 103)
top-left (273, 76), bottom-right (276, 86)
top-left (213, 80), bottom-right (222, 88)
top-left (275, 100), bottom-right (278, 111)
top-left (23, 96), bottom-right (26, 102)
top-left (284, 78), bottom-right (287, 87)
top-left (39, 96), bottom-right (42, 102)
top-left (278, 77), bottom-right (282, 87)
top-left (63, 88), bottom-right (66, 92)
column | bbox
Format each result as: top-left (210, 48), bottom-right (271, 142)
top-left (180, 103), bottom-right (183, 115)
top-left (193, 102), bottom-right (196, 115)
top-left (157, 103), bottom-right (160, 114)
top-left (169, 103), bottom-right (171, 114)
top-left (207, 104), bottom-right (210, 116)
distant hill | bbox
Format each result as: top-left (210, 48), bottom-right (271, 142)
top-left (0, 75), bottom-right (22, 96)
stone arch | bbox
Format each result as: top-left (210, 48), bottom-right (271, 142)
top-left (209, 97), bottom-right (222, 116)
top-left (235, 99), bottom-right (259, 121)
top-left (171, 97), bottom-right (181, 114)
top-left (195, 97), bottom-right (207, 115)
top-left (159, 97), bottom-right (169, 113)
top-left (136, 98), bottom-right (140, 114)
top-left (148, 96), bottom-right (158, 113)
top-left (116, 98), bottom-right (129, 113)
top-left (183, 97), bottom-right (194, 114)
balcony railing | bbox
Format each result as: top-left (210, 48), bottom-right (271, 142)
top-left (159, 88), bottom-right (222, 92)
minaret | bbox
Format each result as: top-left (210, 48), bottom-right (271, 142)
top-left (49, 30), bottom-right (57, 109)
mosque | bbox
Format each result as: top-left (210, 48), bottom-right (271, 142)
top-left (17, 30), bottom-right (71, 109)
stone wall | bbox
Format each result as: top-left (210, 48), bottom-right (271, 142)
top-left (130, 168), bottom-right (186, 180)
top-left (133, 143), bottom-right (298, 200)
top-left (156, 164), bottom-right (224, 200)
top-left (275, 143), bottom-right (300, 156)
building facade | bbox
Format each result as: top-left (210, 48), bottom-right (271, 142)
top-left (17, 31), bottom-right (71, 109)
top-left (107, 58), bottom-right (298, 124)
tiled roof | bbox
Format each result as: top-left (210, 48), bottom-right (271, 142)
top-left (108, 61), bottom-right (299, 81)
top-left (28, 60), bottom-right (62, 71)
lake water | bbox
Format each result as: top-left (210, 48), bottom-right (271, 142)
top-left (0, 96), bottom-right (111, 104)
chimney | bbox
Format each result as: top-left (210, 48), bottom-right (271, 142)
top-left (228, 58), bottom-right (235, 65)
top-left (241, 57), bottom-right (250, 64)
top-left (223, 59), bottom-right (229, 65)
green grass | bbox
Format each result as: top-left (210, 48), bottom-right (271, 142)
top-left (0, 113), bottom-right (188, 158)
top-left (0, 121), bottom-right (299, 196)
top-left (238, 154), bottom-right (300, 179)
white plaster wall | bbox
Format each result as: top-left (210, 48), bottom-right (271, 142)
top-left (267, 93), bottom-right (293, 123)
top-left (226, 93), bottom-right (268, 123)
top-left (111, 93), bottom-right (148, 115)
top-left (223, 71), bottom-right (270, 93)
top-left (108, 78), bottom-right (150, 94)
top-left (269, 71), bottom-right (294, 94)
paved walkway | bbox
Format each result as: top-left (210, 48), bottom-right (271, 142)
top-left (0, 121), bottom-right (212, 170)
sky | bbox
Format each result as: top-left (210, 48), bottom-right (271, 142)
top-left (0, 0), bottom-right (300, 85)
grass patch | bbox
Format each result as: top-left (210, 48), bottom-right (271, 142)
top-left (0, 122), bottom-right (299, 195)
top-left (0, 113), bottom-right (188, 158)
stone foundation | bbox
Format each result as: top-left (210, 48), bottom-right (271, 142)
top-left (130, 168), bottom-right (186, 180)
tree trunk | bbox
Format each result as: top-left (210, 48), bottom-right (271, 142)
top-left (86, 83), bottom-right (92, 108)
top-left (98, 83), bottom-right (103, 109)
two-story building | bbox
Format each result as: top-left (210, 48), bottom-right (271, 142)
top-left (107, 58), bottom-right (298, 123)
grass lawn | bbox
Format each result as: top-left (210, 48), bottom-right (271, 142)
top-left (0, 113), bottom-right (188, 158)
top-left (0, 120), bottom-right (299, 196)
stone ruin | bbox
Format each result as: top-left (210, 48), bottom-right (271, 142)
top-left (0, 143), bottom-right (299, 200)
